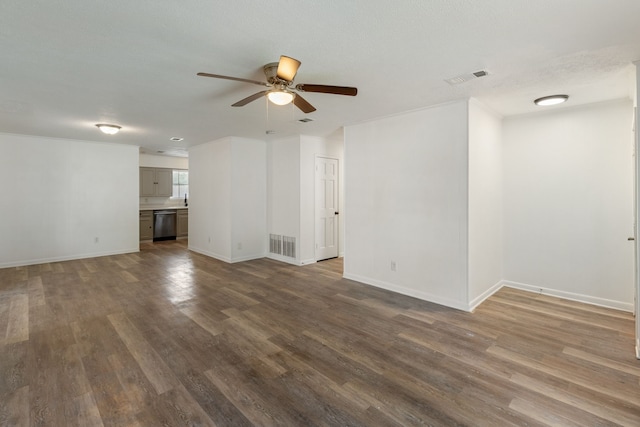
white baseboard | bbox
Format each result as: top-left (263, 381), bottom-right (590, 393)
top-left (188, 246), bottom-right (232, 263)
top-left (468, 280), bottom-right (503, 312)
top-left (342, 272), bottom-right (471, 312)
top-left (502, 280), bottom-right (634, 312)
top-left (0, 247), bottom-right (140, 269)
top-left (189, 247), bottom-right (266, 264)
top-left (229, 253), bottom-right (266, 263)
top-left (261, 255), bottom-right (316, 266)
top-left (338, 273), bottom-right (635, 315)
top-left (266, 253), bottom-right (302, 266)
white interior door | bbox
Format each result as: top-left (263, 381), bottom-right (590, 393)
top-left (315, 157), bottom-right (339, 261)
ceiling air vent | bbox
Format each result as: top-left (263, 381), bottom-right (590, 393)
top-left (445, 70), bottom-right (489, 85)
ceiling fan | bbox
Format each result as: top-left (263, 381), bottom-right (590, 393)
top-left (197, 55), bottom-right (357, 113)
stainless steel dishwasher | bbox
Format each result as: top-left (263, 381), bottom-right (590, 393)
top-left (153, 210), bottom-right (177, 241)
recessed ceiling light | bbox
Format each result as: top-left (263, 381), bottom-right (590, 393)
top-left (170, 137), bottom-right (184, 142)
top-left (534, 95), bottom-right (569, 106)
top-left (95, 123), bottom-right (121, 135)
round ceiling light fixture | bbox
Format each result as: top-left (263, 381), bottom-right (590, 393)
top-left (534, 95), bottom-right (569, 106)
top-left (95, 123), bottom-right (122, 135)
top-left (267, 90), bottom-right (294, 106)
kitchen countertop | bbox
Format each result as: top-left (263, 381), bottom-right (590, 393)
top-left (140, 206), bottom-right (188, 211)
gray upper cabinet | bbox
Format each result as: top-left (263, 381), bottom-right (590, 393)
top-left (140, 167), bottom-right (172, 197)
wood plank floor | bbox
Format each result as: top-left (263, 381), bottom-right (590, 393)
top-left (1, 240), bottom-right (638, 426)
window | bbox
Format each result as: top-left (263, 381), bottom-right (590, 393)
top-left (172, 170), bottom-right (188, 198)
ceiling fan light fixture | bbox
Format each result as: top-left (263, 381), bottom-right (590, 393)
top-left (276, 55), bottom-right (302, 82)
top-left (95, 123), bottom-right (121, 135)
top-left (534, 95), bottom-right (569, 106)
top-left (267, 90), bottom-right (294, 106)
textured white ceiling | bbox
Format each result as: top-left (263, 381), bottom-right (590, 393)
top-left (1, 0), bottom-right (639, 155)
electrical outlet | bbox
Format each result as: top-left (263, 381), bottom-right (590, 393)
top-left (208, 236), bottom-right (211, 243)
top-left (94, 237), bottom-right (99, 243)
top-left (390, 260), bottom-right (397, 271)
top-left (237, 242), bottom-right (242, 250)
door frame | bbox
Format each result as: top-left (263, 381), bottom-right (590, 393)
top-left (635, 102), bottom-right (640, 359)
top-left (633, 60), bottom-right (640, 359)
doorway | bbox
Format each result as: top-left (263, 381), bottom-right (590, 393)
top-left (315, 156), bottom-right (339, 261)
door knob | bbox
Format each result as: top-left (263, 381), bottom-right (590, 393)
top-left (628, 237), bottom-right (635, 241)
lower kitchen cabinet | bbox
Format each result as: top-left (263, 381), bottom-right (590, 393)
top-left (177, 209), bottom-right (188, 238)
top-left (140, 211), bottom-right (153, 241)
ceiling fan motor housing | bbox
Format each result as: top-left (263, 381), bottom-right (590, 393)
top-left (263, 62), bottom-right (282, 84)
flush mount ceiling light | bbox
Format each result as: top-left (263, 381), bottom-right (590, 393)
top-left (95, 123), bottom-right (121, 135)
top-left (170, 137), bottom-right (184, 142)
top-left (534, 95), bottom-right (569, 106)
top-left (267, 90), bottom-right (294, 106)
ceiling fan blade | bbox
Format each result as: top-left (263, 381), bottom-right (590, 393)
top-left (232, 91), bottom-right (269, 107)
top-left (295, 84), bottom-right (357, 96)
top-left (197, 72), bottom-right (268, 87)
top-left (276, 56), bottom-right (301, 82)
top-left (293, 93), bottom-right (316, 113)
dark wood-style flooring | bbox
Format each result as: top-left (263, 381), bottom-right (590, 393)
top-left (0, 240), bottom-right (638, 426)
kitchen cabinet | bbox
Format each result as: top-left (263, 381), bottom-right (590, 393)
top-left (177, 209), bottom-right (188, 238)
top-left (140, 167), bottom-right (172, 197)
top-left (139, 211), bottom-right (153, 241)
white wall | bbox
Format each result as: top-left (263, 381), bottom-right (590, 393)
top-left (267, 136), bottom-right (301, 264)
top-left (189, 137), bottom-right (266, 263)
top-left (139, 153), bottom-right (188, 169)
top-left (188, 138), bottom-right (232, 261)
top-left (468, 100), bottom-right (503, 308)
top-left (0, 133), bottom-right (139, 267)
top-left (231, 138), bottom-right (267, 261)
top-left (503, 99), bottom-right (635, 311)
top-left (344, 101), bottom-right (470, 310)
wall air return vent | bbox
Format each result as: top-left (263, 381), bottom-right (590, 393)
top-left (445, 70), bottom-right (489, 85)
top-left (269, 234), bottom-right (296, 258)
top-left (282, 236), bottom-right (296, 258)
top-left (269, 234), bottom-right (282, 255)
